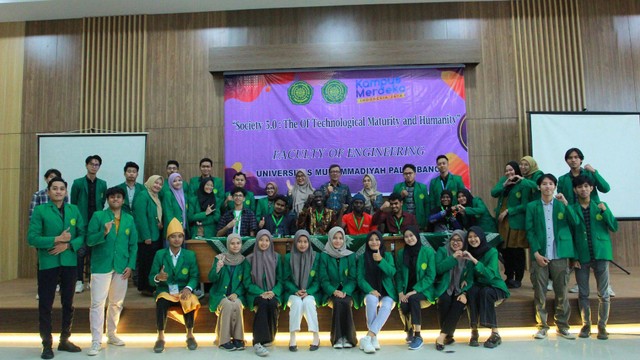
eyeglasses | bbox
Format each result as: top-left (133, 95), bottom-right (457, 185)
top-left (450, 239), bottom-right (463, 243)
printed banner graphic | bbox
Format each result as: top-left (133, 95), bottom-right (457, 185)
top-left (224, 68), bottom-right (469, 195)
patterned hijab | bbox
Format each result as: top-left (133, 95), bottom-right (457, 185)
top-left (290, 229), bottom-right (315, 289)
top-left (291, 169), bottom-right (315, 214)
top-left (144, 175), bottom-right (163, 223)
top-left (247, 229), bottom-right (278, 290)
top-left (323, 226), bottom-right (353, 259)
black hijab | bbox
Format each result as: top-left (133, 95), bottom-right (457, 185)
top-left (402, 226), bottom-right (422, 268)
top-left (197, 177), bottom-right (217, 211)
top-left (457, 188), bottom-right (474, 206)
top-left (364, 230), bottom-right (386, 292)
top-left (467, 226), bottom-right (491, 260)
top-left (504, 161), bottom-right (522, 195)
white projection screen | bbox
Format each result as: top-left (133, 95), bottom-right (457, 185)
top-left (38, 133), bottom-right (148, 192)
top-left (530, 112), bottom-right (640, 219)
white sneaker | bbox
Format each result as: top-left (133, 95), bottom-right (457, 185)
top-left (75, 281), bottom-right (84, 293)
top-left (547, 280), bottom-right (553, 291)
top-left (254, 343), bottom-right (269, 357)
top-left (56, 284), bottom-right (60, 292)
top-left (36, 293), bottom-right (39, 300)
top-left (342, 338), bottom-right (353, 349)
top-left (87, 342), bottom-right (101, 356)
top-left (371, 336), bottom-right (380, 350)
top-left (107, 334), bottom-right (125, 346)
top-left (360, 336), bottom-right (375, 354)
top-left (333, 337), bottom-right (344, 349)
top-left (607, 286), bottom-right (615, 297)
top-left (569, 284), bottom-right (579, 293)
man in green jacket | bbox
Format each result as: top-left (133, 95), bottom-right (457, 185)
top-left (428, 155), bottom-right (467, 212)
top-left (526, 174), bottom-right (577, 341)
top-left (393, 164), bottom-right (429, 230)
top-left (188, 157), bottom-right (224, 205)
top-left (557, 148), bottom-right (610, 205)
top-left (71, 155), bottom-right (107, 293)
top-left (28, 177), bottom-right (85, 359)
top-left (569, 175), bottom-right (618, 340)
top-left (116, 161), bottom-right (145, 217)
top-left (86, 187), bottom-right (138, 355)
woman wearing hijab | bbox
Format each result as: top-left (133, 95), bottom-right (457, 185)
top-left (520, 155), bottom-right (544, 200)
top-left (287, 169), bottom-right (315, 215)
top-left (428, 189), bottom-right (462, 232)
top-left (209, 233), bottom-right (248, 351)
top-left (462, 226), bottom-right (509, 349)
top-left (358, 174), bottom-right (384, 214)
top-left (319, 226), bottom-right (358, 349)
top-left (491, 161), bottom-right (531, 289)
top-left (357, 230), bottom-right (396, 354)
top-left (434, 230), bottom-right (473, 350)
top-left (256, 181), bottom-right (279, 220)
top-left (395, 226), bottom-right (436, 350)
top-left (455, 189), bottom-right (497, 233)
top-left (283, 230), bottom-right (321, 351)
top-left (187, 177), bottom-right (220, 238)
top-left (162, 172), bottom-right (189, 242)
top-left (244, 229), bottom-right (282, 357)
top-left (133, 175), bottom-right (164, 296)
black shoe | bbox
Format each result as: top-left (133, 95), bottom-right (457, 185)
top-left (469, 330), bottom-right (479, 347)
top-left (289, 345), bottom-right (298, 352)
top-left (57, 340), bottom-right (81, 352)
top-left (309, 342), bottom-right (320, 351)
top-left (41, 346), bottom-right (54, 359)
top-left (435, 341), bottom-right (445, 351)
top-left (579, 325), bottom-right (591, 338)
top-left (186, 337), bottom-right (198, 350)
top-left (220, 342), bottom-right (236, 351)
top-left (233, 339), bottom-right (246, 350)
top-left (513, 280), bottom-right (522, 288)
top-left (506, 279), bottom-right (516, 288)
top-left (484, 332), bottom-right (502, 349)
top-left (405, 328), bottom-right (414, 344)
top-left (444, 336), bottom-right (455, 345)
top-left (153, 339), bottom-right (165, 353)
top-left (597, 326), bottom-right (609, 340)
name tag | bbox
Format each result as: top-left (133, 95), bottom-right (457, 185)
top-left (168, 284), bottom-right (179, 295)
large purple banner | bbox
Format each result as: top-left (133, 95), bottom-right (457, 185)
top-left (224, 68), bottom-right (469, 195)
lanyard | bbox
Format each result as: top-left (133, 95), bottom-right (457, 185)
top-left (315, 209), bottom-right (324, 224)
top-left (233, 211), bottom-right (242, 234)
top-left (394, 216), bottom-right (404, 234)
top-left (353, 214), bottom-right (364, 231)
top-left (271, 214), bottom-right (284, 232)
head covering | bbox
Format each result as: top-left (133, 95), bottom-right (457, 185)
top-left (467, 226), bottom-right (490, 260)
top-left (323, 226), bottom-right (353, 259)
top-left (291, 169), bottom-right (315, 214)
top-left (197, 177), bottom-right (217, 211)
top-left (364, 230), bottom-right (386, 292)
top-left (290, 229), bottom-right (315, 289)
top-left (216, 233), bottom-right (245, 266)
top-left (440, 189), bottom-right (454, 207)
top-left (359, 174), bottom-right (382, 212)
top-left (447, 230), bottom-right (468, 296)
top-left (144, 175), bottom-right (163, 223)
top-left (457, 188), bottom-right (474, 206)
top-left (352, 193), bottom-right (366, 204)
top-left (504, 161), bottom-right (522, 195)
top-left (247, 229), bottom-right (277, 290)
top-left (265, 181), bottom-right (279, 199)
top-left (520, 156), bottom-right (540, 178)
top-left (402, 226), bottom-right (423, 268)
top-left (166, 217), bottom-right (184, 238)
top-left (168, 172), bottom-right (187, 227)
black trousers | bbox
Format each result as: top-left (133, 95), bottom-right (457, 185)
top-left (467, 284), bottom-right (506, 328)
top-left (500, 247), bottom-right (525, 282)
top-left (437, 292), bottom-right (466, 336)
top-left (137, 240), bottom-right (162, 292)
top-left (329, 295), bottom-right (357, 346)
top-left (76, 246), bottom-right (91, 282)
top-left (38, 266), bottom-right (77, 346)
top-left (399, 292), bottom-right (428, 331)
top-left (156, 298), bottom-right (195, 330)
top-left (252, 297), bottom-right (280, 345)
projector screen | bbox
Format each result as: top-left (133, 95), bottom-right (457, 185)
top-left (529, 112), bottom-right (640, 219)
top-left (38, 133), bottom-right (148, 193)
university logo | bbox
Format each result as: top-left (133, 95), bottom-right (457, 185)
top-left (321, 80), bottom-right (347, 104)
top-left (288, 81), bottom-right (313, 105)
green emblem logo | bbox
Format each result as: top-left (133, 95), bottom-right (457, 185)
top-left (421, 263), bottom-right (427, 270)
top-left (419, 194), bottom-right (425, 199)
top-left (452, 191), bottom-right (457, 196)
top-left (125, 228), bottom-right (130, 235)
top-left (516, 192), bottom-right (521, 199)
top-left (239, 275), bottom-right (243, 280)
top-left (558, 212), bottom-right (564, 220)
top-left (310, 270), bottom-right (316, 277)
top-left (321, 79), bottom-right (347, 104)
top-left (70, 218), bottom-right (77, 226)
top-left (288, 81), bottom-right (313, 105)
top-left (181, 268), bottom-right (189, 275)
top-left (344, 269), bottom-right (348, 276)
top-left (245, 200), bottom-right (250, 205)
top-left (596, 214), bottom-right (603, 221)
top-left (213, 189), bottom-right (218, 194)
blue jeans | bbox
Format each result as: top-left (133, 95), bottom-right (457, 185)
top-left (364, 294), bottom-right (395, 335)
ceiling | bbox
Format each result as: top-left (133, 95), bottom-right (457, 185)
top-left (0, 0), bottom-right (503, 23)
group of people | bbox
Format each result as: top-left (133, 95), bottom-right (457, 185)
top-left (27, 148), bottom-right (618, 358)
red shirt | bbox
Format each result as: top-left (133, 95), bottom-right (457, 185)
top-left (342, 212), bottom-right (375, 235)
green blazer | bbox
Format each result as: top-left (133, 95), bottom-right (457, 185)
top-left (472, 248), bottom-right (510, 298)
top-left (208, 258), bottom-right (248, 312)
top-left (394, 246), bottom-right (436, 303)
top-left (569, 201), bottom-right (618, 263)
top-left (393, 181), bottom-right (429, 229)
top-left (187, 195), bottom-right (221, 238)
top-left (460, 197), bottom-right (496, 232)
top-left (557, 169), bottom-right (610, 205)
top-left (28, 202), bottom-right (86, 270)
top-left (87, 209), bottom-right (138, 273)
top-left (71, 176), bottom-right (107, 228)
top-left (132, 189), bottom-right (161, 243)
top-left (521, 170), bottom-right (544, 201)
top-left (188, 176), bottom-right (225, 209)
top-left (255, 197), bottom-right (274, 220)
top-left (148, 248), bottom-right (199, 294)
top-left (282, 252), bottom-right (321, 308)
top-left (491, 177), bottom-right (531, 230)
top-left (243, 253), bottom-right (283, 311)
top-left (428, 173), bottom-right (466, 211)
top-left (160, 179), bottom-right (190, 202)
top-left (434, 246), bottom-right (474, 298)
top-left (526, 199), bottom-right (577, 259)
top-left (116, 182), bottom-right (146, 217)
top-left (162, 193), bottom-right (189, 238)
top-left (318, 252), bottom-right (357, 306)
top-left (357, 252), bottom-right (398, 303)
top-left (225, 190), bottom-right (256, 213)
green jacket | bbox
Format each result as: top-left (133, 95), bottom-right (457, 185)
top-left (87, 209), bottom-right (138, 273)
top-left (393, 181), bottom-right (429, 229)
top-left (434, 246), bottom-right (474, 298)
top-left (28, 202), bottom-right (86, 270)
top-left (521, 170), bottom-right (544, 201)
top-left (160, 179), bottom-right (190, 203)
top-left (188, 176), bottom-right (225, 208)
top-left (71, 176), bottom-right (107, 228)
top-left (394, 246), bottom-right (436, 303)
top-left (132, 189), bottom-right (161, 243)
top-left (491, 177), bottom-right (531, 230)
top-left (557, 169), bottom-right (610, 205)
top-left (318, 252), bottom-right (357, 306)
top-left (225, 190), bottom-right (256, 213)
top-left (282, 252), bottom-right (321, 308)
top-left (148, 248), bottom-right (199, 294)
top-left (459, 197), bottom-right (496, 232)
top-left (569, 201), bottom-right (618, 263)
top-left (208, 258), bottom-right (248, 312)
top-left (116, 182), bottom-right (146, 217)
top-left (472, 248), bottom-right (510, 298)
top-left (255, 197), bottom-right (274, 220)
top-left (187, 195), bottom-right (221, 238)
top-left (357, 252), bottom-right (398, 303)
top-left (243, 253), bottom-right (283, 311)
top-left (428, 173), bottom-right (466, 211)
top-left (162, 193), bottom-right (189, 238)
top-left (526, 199), bottom-right (577, 259)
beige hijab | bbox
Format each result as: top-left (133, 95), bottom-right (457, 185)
top-left (144, 175), bottom-right (163, 223)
